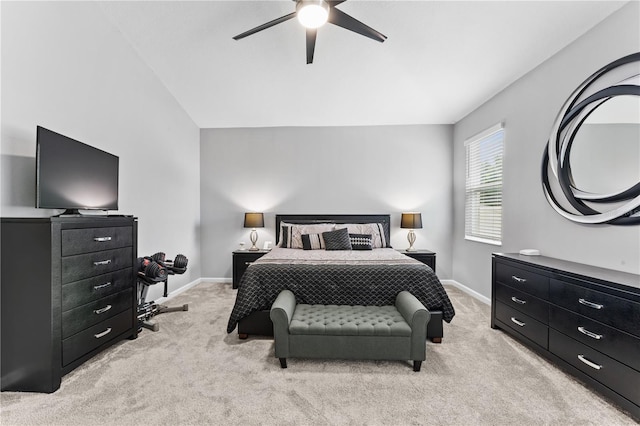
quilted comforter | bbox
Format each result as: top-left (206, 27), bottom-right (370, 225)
top-left (227, 248), bottom-right (455, 333)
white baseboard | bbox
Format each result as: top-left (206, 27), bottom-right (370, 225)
top-left (441, 279), bottom-right (491, 305)
top-left (154, 277), bottom-right (206, 304)
top-left (199, 277), bottom-right (231, 285)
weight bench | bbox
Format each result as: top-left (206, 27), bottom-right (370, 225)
top-left (137, 253), bottom-right (189, 332)
top-left (270, 290), bottom-right (430, 371)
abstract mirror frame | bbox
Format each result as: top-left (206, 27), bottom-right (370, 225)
top-left (541, 52), bottom-right (640, 225)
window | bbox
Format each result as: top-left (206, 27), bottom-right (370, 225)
top-left (465, 123), bottom-right (504, 245)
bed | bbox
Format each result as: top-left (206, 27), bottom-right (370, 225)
top-left (227, 214), bottom-right (455, 342)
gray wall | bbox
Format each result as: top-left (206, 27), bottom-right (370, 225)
top-left (200, 125), bottom-right (453, 279)
top-left (1, 2), bottom-right (202, 300)
top-left (451, 2), bottom-right (640, 298)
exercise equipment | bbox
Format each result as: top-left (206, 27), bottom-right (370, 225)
top-left (137, 252), bottom-right (189, 332)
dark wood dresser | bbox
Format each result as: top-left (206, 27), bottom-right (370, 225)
top-left (1, 216), bottom-right (138, 392)
top-left (491, 253), bottom-right (639, 418)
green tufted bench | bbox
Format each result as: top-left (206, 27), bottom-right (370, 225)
top-left (270, 290), bottom-right (430, 371)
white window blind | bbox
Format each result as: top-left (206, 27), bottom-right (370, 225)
top-left (465, 123), bottom-right (504, 245)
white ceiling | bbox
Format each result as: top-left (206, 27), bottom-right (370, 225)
top-left (98, 1), bottom-right (628, 128)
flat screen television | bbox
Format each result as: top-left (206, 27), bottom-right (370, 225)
top-left (36, 126), bottom-right (119, 215)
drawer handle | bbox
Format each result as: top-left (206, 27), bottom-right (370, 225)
top-left (94, 236), bottom-right (112, 242)
top-left (578, 298), bottom-right (603, 310)
top-left (94, 305), bottom-right (112, 315)
top-left (510, 317), bottom-right (526, 327)
top-left (511, 275), bottom-right (527, 283)
top-left (94, 328), bottom-right (112, 339)
top-left (93, 282), bottom-right (112, 291)
top-left (93, 260), bottom-right (112, 266)
top-left (577, 354), bottom-right (602, 370)
top-left (511, 296), bottom-right (527, 305)
top-left (577, 326), bottom-right (603, 340)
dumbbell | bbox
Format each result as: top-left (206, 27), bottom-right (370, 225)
top-left (137, 256), bottom-right (167, 280)
top-left (151, 252), bottom-right (166, 264)
top-left (152, 252), bottom-right (188, 269)
top-left (151, 252), bottom-right (188, 274)
top-left (173, 254), bottom-right (188, 269)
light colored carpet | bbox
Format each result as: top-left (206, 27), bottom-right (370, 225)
top-left (0, 282), bottom-right (636, 425)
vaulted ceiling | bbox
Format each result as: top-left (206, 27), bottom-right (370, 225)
top-left (98, 1), bottom-right (628, 128)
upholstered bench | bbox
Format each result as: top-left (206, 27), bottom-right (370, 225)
top-left (270, 290), bottom-right (430, 371)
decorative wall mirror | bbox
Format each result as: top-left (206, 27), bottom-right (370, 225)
top-left (542, 52), bottom-right (640, 225)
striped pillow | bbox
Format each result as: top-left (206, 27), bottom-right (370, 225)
top-left (301, 233), bottom-right (325, 250)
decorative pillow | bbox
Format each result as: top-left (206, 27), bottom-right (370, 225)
top-left (336, 223), bottom-right (389, 248)
top-left (349, 234), bottom-right (373, 250)
top-left (279, 222), bottom-right (335, 248)
top-left (280, 225), bottom-right (291, 248)
top-left (278, 222), bottom-right (294, 247)
top-left (322, 228), bottom-right (352, 250)
top-left (301, 233), bottom-right (325, 250)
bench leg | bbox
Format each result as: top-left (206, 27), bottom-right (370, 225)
top-left (279, 358), bottom-right (287, 369)
top-left (238, 333), bottom-right (248, 340)
top-left (430, 337), bottom-right (442, 344)
top-left (413, 361), bottom-right (422, 372)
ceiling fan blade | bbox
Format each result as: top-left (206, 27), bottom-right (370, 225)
top-left (328, 7), bottom-right (386, 43)
top-left (306, 29), bottom-right (317, 64)
top-left (326, 0), bottom-right (348, 6)
top-left (233, 12), bottom-right (297, 40)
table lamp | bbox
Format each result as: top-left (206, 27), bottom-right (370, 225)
top-left (244, 212), bottom-right (265, 251)
top-left (401, 212), bottom-right (422, 252)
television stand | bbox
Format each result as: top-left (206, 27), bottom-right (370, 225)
top-left (1, 216), bottom-right (138, 392)
top-left (57, 208), bottom-right (83, 216)
top-left (57, 209), bottom-right (111, 217)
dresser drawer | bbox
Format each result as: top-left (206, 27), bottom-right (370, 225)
top-left (550, 305), bottom-right (640, 372)
top-left (62, 289), bottom-right (132, 338)
top-left (495, 262), bottom-right (549, 300)
top-left (549, 329), bottom-right (640, 406)
top-left (62, 309), bottom-right (133, 367)
top-left (550, 279), bottom-right (640, 337)
top-left (62, 268), bottom-right (133, 311)
top-left (61, 247), bottom-right (133, 284)
top-left (495, 282), bottom-right (549, 324)
top-left (495, 301), bottom-right (548, 349)
top-left (61, 226), bottom-right (132, 256)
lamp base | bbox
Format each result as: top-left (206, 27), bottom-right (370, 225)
top-left (249, 229), bottom-right (259, 251)
top-left (406, 247), bottom-right (418, 252)
top-left (406, 229), bottom-right (417, 252)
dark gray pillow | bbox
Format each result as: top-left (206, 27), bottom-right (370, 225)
top-left (322, 228), bottom-right (352, 250)
top-left (349, 234), bottom-right (373, 250)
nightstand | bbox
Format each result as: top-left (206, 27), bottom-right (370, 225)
top-left (397, 249), bottom-right (436, 271)
top-left (232, 250), bottom-right (269, 289)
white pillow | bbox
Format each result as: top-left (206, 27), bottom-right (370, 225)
top-left (278, 222), bottom-right (335, 248)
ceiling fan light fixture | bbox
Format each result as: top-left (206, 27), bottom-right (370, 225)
top-left (296, 0), bottom-right (330, 29)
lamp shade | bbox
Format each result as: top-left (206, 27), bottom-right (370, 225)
top-left (401, 212), bottom-right (423, 229)
top-left (244, 212), bottom-right (264, 228)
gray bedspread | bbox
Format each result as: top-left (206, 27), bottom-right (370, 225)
top-left (226, 248), bottom-right (455, 333)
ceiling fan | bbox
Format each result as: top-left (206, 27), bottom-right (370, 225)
top-left (232, 0), bottom-right (387, 64)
